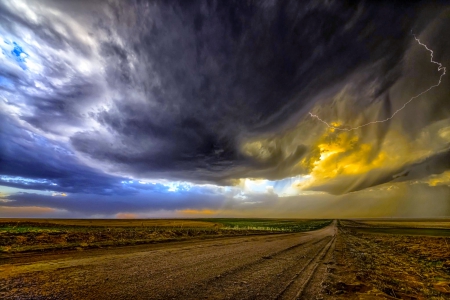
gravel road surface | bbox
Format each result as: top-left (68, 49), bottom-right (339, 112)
top-left (1, 221), bottom-right (337, 299)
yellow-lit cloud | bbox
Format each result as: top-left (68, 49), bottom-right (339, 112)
top-left (426, 171), bottom-right (450, 187)
top-left (116, 213), bottom-right (138, 219)
top-left (52, 192), bottom-right (67, 197)
top-left (179, 209), bottom-right (217, 216)
top-left (240, 79), bottom-right (450, 195)
top-left (178, 209), bottom-right (218, 217)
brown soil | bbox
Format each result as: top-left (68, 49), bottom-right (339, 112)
top-left (0, 226), bottom-right (271, 254)
top-left (2, 220), bottom-right (450, 299)
top-left (323, 221), bottom-right (450, 299)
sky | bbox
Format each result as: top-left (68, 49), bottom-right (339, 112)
top-left (0, 0), bottom-right (449, 219)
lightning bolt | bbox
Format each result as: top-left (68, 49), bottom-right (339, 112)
top-left (309, 34), bottom-right (447, 131)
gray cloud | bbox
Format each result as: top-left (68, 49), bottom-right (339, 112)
top-left (2, 182), bottom-right (448, 218)
top-left (1, 187), bottom-right (227, 215)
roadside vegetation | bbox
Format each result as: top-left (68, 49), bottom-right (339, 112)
top-left (0, 218), bottom-right (332, 254)
top-left (202, 218), bottom-right (332, 232)
top-left (325, 220), bottom-right (450, 299)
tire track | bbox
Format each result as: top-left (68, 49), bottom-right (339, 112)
top-left (295, 235), bottom-right (336, 299)
top-left (174, 234), bottom-right (331, 299)
top-left (274, 234), bottom-right (336, 300)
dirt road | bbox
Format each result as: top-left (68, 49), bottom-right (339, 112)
top-left (1, 221), bottom-right (337, 299)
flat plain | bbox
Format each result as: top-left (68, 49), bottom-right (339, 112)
top-left (1, 218), bottom-right (450, 299)
top-left (0, 218), bottom-right (331, 253)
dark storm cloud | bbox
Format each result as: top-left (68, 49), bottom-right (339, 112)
top-left (1, 0), bottom-right (449, 198)
top-left (68, 0), bottom-right (425, 182)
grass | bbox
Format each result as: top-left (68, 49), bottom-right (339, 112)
top-left (330, 220), bottom-right (450, 299)
top-left (202, 218), bottom-right (332, 232)
top-left (0, 218), bottom-right (332, 254)
top-left (352, 219), bottom-right (450, 229)
top-left (0, 218), bottom-right (217, 227)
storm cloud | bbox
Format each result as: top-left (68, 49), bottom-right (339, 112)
top-left (0, 0), bottom-right (449, 217)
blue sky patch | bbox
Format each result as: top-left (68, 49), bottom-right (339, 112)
top-left (2, 39), bottom-right (29, 70)
top-left (11, 42), bottom-right (28, 62)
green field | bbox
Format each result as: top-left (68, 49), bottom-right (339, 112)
top-left (202, 219), bottom-right (332, 232)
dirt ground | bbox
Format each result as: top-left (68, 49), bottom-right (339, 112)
top-left (325, 221), bottom-right (450, 299)
top-left (0, 218), bottom-right (219, 228)
top-left (1, 220), bottom-right (450, 299)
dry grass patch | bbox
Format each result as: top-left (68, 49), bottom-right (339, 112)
top-left (325, 221), bottom-right (450, 299)
top-left (0, 218), bottom-right (218, 228)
